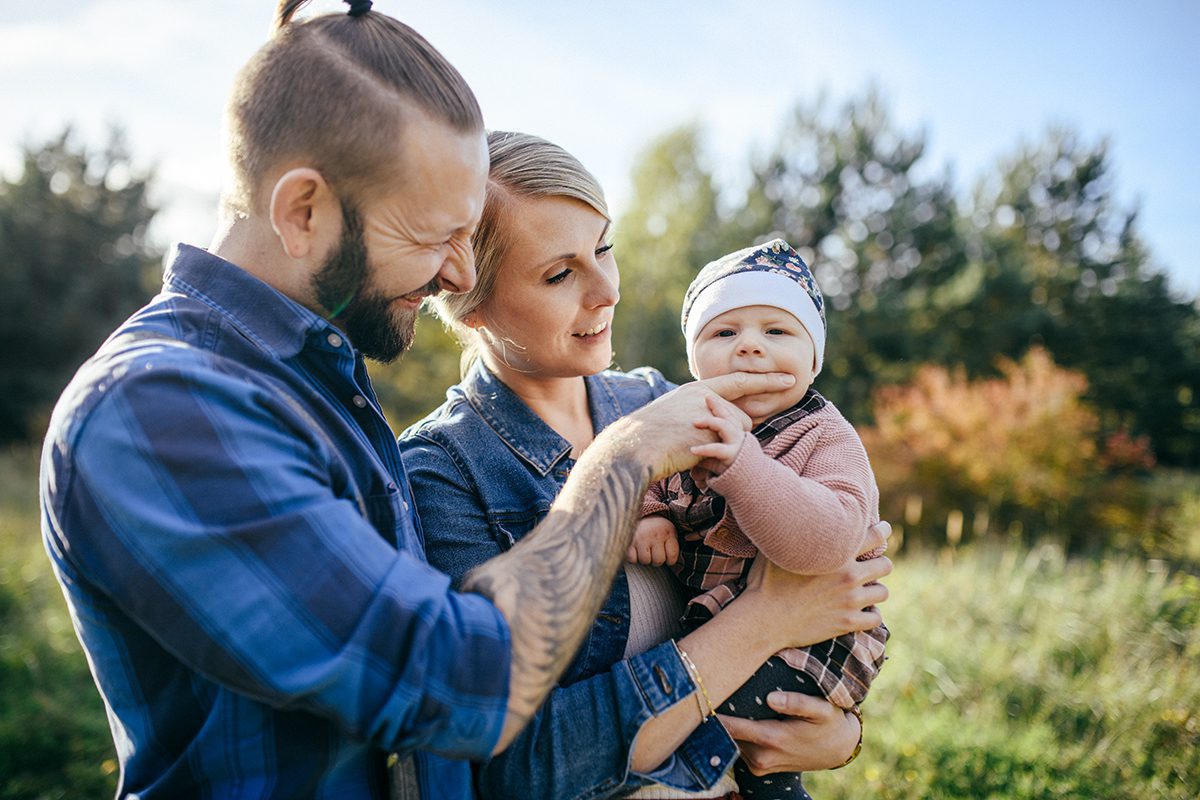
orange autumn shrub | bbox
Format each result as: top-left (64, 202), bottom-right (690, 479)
top-left (862, 348), bottom-right (1155, 551)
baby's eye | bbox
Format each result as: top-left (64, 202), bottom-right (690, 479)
top-left (714, 330), bottom-right (735, 338)
top-left (766, 328), bottom-right (789, 336)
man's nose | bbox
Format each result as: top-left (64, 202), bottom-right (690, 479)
top-left (437, 244), bottom-right (476, 295)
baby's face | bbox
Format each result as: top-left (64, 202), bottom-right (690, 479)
top-left (692, 305), bottom-right (816, 425)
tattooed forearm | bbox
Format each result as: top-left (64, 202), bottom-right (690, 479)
top-left (462, 449), bottom-right (651, 751)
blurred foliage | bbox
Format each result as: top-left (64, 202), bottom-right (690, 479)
top-left (738, 89), bottom-right (967, 422)
top-left (597, 90), bottom-right (1200, 468)
top-left (956, 129), bottom-right (1200, 466)
top-left (806, 544), bottom-right (1200, 800)
top-left (0, 446), bottom-right (117, 798)
top-left (609, 125), bottom-right (739, 380)
top-left (0, 128), bottom-right (160, 444)
top-left (862, 347), bottom-right (1168, 555)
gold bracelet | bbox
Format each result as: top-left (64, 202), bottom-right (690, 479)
top-left (831, 705), bottom-right (864, 769)
top-left (675, 645), bottom-right (716, 720)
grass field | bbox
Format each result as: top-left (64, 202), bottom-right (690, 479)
top-left (2, 445), bottom-right (1197, 799)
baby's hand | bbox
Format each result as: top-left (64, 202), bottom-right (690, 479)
top-left (628, 516), bottom-right (680, 566)
top-left (689, 394), bottom-right (747, 477)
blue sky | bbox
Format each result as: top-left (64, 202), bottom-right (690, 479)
top-left (3, 0), bottom-right (1198, 295)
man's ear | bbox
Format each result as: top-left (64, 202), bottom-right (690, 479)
top-left (268, 168), bottom-right (339, 260)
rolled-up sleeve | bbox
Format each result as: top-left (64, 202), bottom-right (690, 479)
top-left (43, 358), bottom-right (510, 759)
top-left (401, 432), bottom-right (737, 799)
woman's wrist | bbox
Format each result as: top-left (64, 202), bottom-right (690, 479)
top-left (830, 705), bottom-right (863, 769)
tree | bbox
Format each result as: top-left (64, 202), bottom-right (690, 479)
top-left (610, 125), bottom-right (737, 382)
top-left (734, 89), bottom-right (966, 422)
top-left (0, 128), bottom-right (160, 442)
top-left (959, 129), bottom-right (1200, 465)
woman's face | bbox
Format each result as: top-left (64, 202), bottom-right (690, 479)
top-left (469, 195), bottom-right (619, 381)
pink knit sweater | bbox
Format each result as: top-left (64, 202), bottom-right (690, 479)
top-left (645, 401), bottom-right (879, 575)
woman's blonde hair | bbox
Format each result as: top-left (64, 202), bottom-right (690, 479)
top-left (432, 131), bottom-right (609, 372)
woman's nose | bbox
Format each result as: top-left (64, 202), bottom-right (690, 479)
top-left (586, 268), bottom-right (620, 308)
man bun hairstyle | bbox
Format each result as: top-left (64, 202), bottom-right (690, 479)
top-left (224, 0), bottom-right (483, 214)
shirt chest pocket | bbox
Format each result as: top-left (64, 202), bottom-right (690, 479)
top-left (485, 506), bottom-right (550, 552)
top-left (364, 485), bottom-right (417, 551)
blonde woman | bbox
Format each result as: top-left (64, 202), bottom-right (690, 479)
top-left (399, 131), bottom-right (890, 800)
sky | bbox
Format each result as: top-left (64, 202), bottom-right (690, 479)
top-left (3, 0), bottom-right (1198, 295)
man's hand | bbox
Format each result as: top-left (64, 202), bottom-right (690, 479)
top-left (614, 372), bottom-right (795, 481)
top-left (627, 516), bottom-right (680, 566)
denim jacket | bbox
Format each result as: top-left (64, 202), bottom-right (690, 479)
top-left (398, 361), bottom-right (738, 800)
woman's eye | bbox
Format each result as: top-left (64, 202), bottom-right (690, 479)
top-left (596, 243), bottom-right (615, 257)
top-left (547, 268), bottom-right (572, 285)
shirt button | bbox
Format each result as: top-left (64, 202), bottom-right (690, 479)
top-left (402, 500), bottom-right (409, 512)
top-left (352, 395), bottom-right (367, 408)
top-left (327, 333), bottom-right (343, 348)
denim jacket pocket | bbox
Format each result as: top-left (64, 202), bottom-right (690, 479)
top-left (487, 506), bottom-right (549, 552)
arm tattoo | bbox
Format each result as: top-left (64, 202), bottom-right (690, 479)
top-left (461, 449), bottom-right (651, 741)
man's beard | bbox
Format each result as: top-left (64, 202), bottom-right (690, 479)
top-left (313, 205), bottom-right (436, 364)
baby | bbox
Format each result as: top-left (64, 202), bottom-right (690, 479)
top-left (632, 239), bottom-right (888, 799)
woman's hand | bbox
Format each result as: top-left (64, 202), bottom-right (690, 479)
top-left (741, 551), bottom-right (891, 651)
top-left (718, 694), bottom-right (861, 774)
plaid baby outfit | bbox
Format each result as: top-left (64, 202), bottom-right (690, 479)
top-left (642, 390), bottom-right (889, 710)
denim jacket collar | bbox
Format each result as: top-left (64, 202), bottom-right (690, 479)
top-left (163, 243), bottom-right (334, 360)
top-left (458, 360), bottom-right (631, 477)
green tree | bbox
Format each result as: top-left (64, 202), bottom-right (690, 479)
top-left (960, 129), bottom-right (1200, 465)
top-left (610, 125), bottom-right (737, 382)
top-left (0, 128), bottom-right (160, 442)
top-left (734, 89), bottom-right (966, 422)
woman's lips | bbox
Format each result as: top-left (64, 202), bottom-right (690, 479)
top-left (572, 320), bottom-right (610, 339)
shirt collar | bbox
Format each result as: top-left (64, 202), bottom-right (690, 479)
top-left (462, 361), bottom-right (630, 477)
top-left (460, 361), bottom-right (572, 476)
top-left (752, 388), bottom-right (827, 446)
top-left (163, 243), bottom-right (333, 360)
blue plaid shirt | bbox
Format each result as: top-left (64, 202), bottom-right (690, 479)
top-left (39, 244), bottom-right (511, 799)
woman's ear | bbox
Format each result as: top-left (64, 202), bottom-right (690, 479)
top-left (268, 167), bottom-right (339, 261)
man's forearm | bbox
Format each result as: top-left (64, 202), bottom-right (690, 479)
top-left (461, 443), bottom-right (651, 752)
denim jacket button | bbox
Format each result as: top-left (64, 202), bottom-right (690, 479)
top-left (709, 755), bottom-right (721, 767)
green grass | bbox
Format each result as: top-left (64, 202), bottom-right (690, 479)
top-left (807, 544), bottom-right (1200, 799)
top-left (2, 445), bottom-right (1198, 798)
top-left (0, 446), bottom-right (117, 798)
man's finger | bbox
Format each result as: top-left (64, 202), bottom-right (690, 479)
top-left (701, 371), bottom-right (795, 402)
